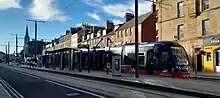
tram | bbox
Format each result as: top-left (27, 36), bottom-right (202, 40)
top-left (107, 41), bottom-right (190, 77)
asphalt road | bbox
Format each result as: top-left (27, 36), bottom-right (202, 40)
top-left (0, 67), bottom-right (106, 98)
top-left (0, 64), bottom-right (200, 98)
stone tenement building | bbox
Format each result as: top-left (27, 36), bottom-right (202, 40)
top-left (156, 0), bottom-right (220, 72)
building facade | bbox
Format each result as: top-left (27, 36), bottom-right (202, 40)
top-left (23, 25), bottom-right (46, 58)
top-left (77, 24), bottom-right (105, 48)
top-left (114, 12), bottom-right (157, 46)
top-left (156, 0), bottom-right (220, 72)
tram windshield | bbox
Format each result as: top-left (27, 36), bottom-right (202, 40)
top-left (171, 47), bottom-right (189, 65)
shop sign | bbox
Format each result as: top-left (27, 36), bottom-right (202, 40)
top-left (204, 36), bottom-right (220, 46)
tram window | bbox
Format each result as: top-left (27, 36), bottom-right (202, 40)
top-left (206, 52), bottom-right (211, 61)
top-left (147, 51), bottom-right (154, 64)
top-left (139, 55), bottom-right (145, 65)
top-left (160, 52), bottom-right (170, 64)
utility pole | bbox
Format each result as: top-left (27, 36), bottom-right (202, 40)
top-left (4, 41), bottom-right (14, 65)
top-left (5, 45), bottom-right (7, 63)
top-left (26, 19), bottom-right (45, 60)
top-left (135, 0), bottom-right (139, 78)
top-left (0, 45), bottom-right (8, 63)
top-left (11, 34), bottom-right (23, 63)
top-left (7, 42), bottom-right (10, 65)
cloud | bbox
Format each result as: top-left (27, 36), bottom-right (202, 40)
top-left (112, 19), bottom-right (123, 25)
top-left (29, 0), bottom-right (68, 22)
top-left (87, 12), bottom-right (100, 20)
top-left (132, 1), bottom-right (152, 15)
top-left (76, 23), bottom-right (98, 27)
top-left (0, 0), bottom-right (22, 10)
top-left (102, 1), bottom-right (152, 17)
top-left (83, 0), bottom-right (103, 7)
top-left (103, 3), bottom-right (130, 17)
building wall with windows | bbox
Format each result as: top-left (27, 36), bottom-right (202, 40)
top-left (71, 33), bottom-right (78, 49)
top-left (157, 0), bottom-right (220, 72)
top-left (55, 32), bottom-right (72, 50)
top-left (114, 12), bottom-right (156, 46)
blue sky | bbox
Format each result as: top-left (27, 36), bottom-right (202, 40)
top-left (0, 0), bottom-right (152, 53)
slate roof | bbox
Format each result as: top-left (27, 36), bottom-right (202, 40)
top-left (117, 12), bottom-right (152, 31)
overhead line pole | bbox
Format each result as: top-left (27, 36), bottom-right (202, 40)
top-left (135, 0), bottom-right (139, 78)
top-left (11, 34), bottom-right (23, 63)
top-left (7, 42), bottom-right (10, 65)
top-left (26, 19), bottom-right (45, 60)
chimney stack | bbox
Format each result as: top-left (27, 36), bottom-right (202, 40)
top-left (152, 3), bottom-right (156, 13)
top-left (105, 20), bottom-right (114, 33)
top-left (66, 30), bottom-right (70, 34)
top-left (124, 13), bottom-right (134, 22)
top-left (70, 27), bottom-right (77, 34)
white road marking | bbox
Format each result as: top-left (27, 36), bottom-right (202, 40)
top-left (45, 80), bottom-right (106, 98)
top-left (0, 78), bottom-right (18, 98)
top-left (0, 83), bottom-right (12, 98)
top-left (18, 72), bottom-right (41, 79)
top-left (0, 77), bottom-right (24, 98)
top-left (11, 69), bottom-right (41, 79)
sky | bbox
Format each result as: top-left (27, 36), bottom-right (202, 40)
top-left (0, 0), bottom-right (153, 54)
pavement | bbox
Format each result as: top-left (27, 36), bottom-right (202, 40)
top-left (190, 71), bottom-right (220, 79)
top-left (10, 64), bottom-right (220, 98)
top-left (0, 63), bottom-right (198, 98)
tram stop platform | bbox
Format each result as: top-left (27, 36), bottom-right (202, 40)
top-left (15, 64), bottom-right (220, 97)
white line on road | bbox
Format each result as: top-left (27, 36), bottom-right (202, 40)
top-left (0, 83), bottom-right (12, 98)
top-left (13, 70), bottom-right (41, 80)
top-left (45, 80), bottom-right (106, 98)
top-left (0, 77), bottom-right (24, 98)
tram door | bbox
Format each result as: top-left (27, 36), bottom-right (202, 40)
top-left (216, 50), bottom-right (220, 72)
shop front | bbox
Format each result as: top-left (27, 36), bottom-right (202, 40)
top-left (203, 36), bottom-right (220, 72)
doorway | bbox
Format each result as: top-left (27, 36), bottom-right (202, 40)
top-left (196, 54), bottom-right (202, 71)
top-left (195, 48), bottom-right (202, 71)
top-left (215, 49), bottom-right (220, 72)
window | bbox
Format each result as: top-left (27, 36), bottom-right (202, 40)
top-left (178, 2), bottom-right (184, 17)
top-left (117, 31), bottom-right (120, 38)
top-left (121, 31), bottom-right (123, 38)
top-left (202, 19), bottom-right (210, 36)
top-left (177, 24), bottom-right (184, 40)
top-left (160, 52), bottom-right (171, 65)
top-left (206, 52), bottom-right (211, 61)
top-left (202, 0), bottom-right (209, 10)
top-left (139, 53), bottom-right (145, 65)
top-left (125, 29), bottom-right (127, 36)
top-left (156, 30), bottom-right (159, 36)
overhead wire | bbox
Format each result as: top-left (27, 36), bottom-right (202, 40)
top-left (48, 0), bottom-right (78, 21)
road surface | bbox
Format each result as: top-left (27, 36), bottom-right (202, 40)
top-left (0, 64), bottom-right (197, 98)
top-left (0, 66), bottom-right (106, 98)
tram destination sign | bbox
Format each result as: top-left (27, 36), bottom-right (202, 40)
top-left (203, 36), bottom-right (220, 46)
